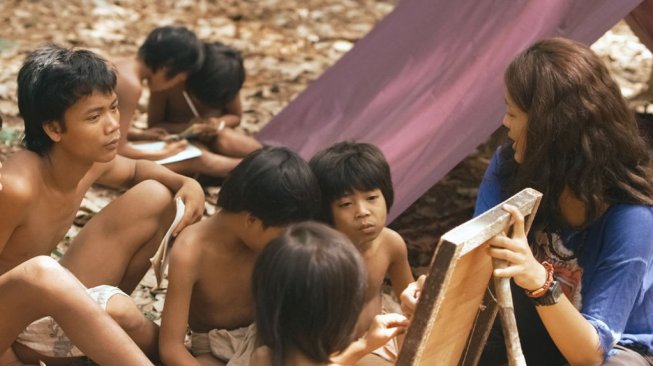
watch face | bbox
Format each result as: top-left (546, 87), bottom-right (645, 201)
top-left (533, 280), bottom-right (562, 306)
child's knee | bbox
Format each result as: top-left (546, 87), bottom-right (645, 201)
top-left (23, 256), bottom-right (71, 286)
top-left (106, 294), bottom-right (150, 332)
top-left (132, 180), bottom-right (174, 209)
top-left (134, 179), bottom-right (173, 199)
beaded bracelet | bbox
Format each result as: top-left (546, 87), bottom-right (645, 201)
top-left (526, 261), bottom-right (554, 298)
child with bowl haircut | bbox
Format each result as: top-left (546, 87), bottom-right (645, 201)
top-left (310, 141), bottom-right (413, 365)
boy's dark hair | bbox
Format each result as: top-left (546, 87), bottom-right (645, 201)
top-left (253, 221), bottom-right (367, 366)
top-left (137, 26), bottom-right (203, 78)
top-left (17, 44), bottom-right (117, 155)
top-left (217, 146), bottom-right (321, 227)
top-left (186, 42), bottom-right (245, 110)
top-left (309, 141), bottom-right (394, 224)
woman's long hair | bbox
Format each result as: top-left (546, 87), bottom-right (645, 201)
top-left (502, 37), bottom-right (653, 232)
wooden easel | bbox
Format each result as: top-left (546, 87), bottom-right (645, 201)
top-left (396, 188), bottom-right (542, 366)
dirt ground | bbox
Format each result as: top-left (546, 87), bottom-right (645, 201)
top-left (1, 1), bottom-right (651, 322)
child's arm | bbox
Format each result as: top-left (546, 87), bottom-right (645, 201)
top-left (148, 92), bottom-right (242, 131)
top-left (385, 229), bottom-right (414, 298)
top-left (159, 236), bottom-right (203, 366)
top-left (95, 155), bottom-right (204, 236)
top-left (0, 172), bottom-right (32, 254)
top-left (400, 275), bottom-right (426, 319)
top-left (205, 93), bottom-right (243, 129)
top-left (115, 73), bottom-right (187, 160)
top-left (331, 313), bottom-right (408, 365)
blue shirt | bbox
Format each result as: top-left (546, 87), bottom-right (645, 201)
top-left (476, 149), bottom-right (653, 360)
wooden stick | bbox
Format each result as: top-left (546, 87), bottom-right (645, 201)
top-left (493, 258), bottom-right (526, 366)
top-left (493, 189), bottom-right (540, 366)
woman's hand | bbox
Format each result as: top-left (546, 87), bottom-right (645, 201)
top-left (487, 204), bottom-right (548, 292)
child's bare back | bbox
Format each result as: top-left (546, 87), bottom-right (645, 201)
top-left (170, 213), bottom-right (257, 332)
top-left (159, 146), bottom-right (321, 366)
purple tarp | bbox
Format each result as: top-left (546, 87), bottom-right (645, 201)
top-left (257, 0), bottom-right (642, 221)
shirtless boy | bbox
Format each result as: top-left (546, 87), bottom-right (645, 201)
top-left (146, 41), bottom-right (262, 178)
top-left (0, 45), bottom-right (205, 364)
top-left (114, 25), bottom-right (203, 161)
top-left (0, 168), bottom-right (150, 366)
top-left (116, 27), bottom-right (259, 178)
top-left (159, 146), bottom-right (321, 366)
top-left (309, 141), bottom-right (413, 365)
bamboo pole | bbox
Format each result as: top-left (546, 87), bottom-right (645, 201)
top-left (493, 258), bottom-right (527, 366)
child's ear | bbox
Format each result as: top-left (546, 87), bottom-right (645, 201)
top-left (43, 120), bottom-right (63, 142)
top-left (166, 69), bottom-right (188, 84)
top-left (245, 212), bottom-right (262, 228)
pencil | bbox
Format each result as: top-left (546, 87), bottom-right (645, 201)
top-left (182, 90), bottom-right (200, 118)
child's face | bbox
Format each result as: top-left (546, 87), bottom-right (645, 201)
top-left (248, 219), bottom-right (287, 252)
top-left (53, 90), bottom-right (120, 163)
top-left (331, 188), bottom-right (387, 246)
top-left (149, 68), bottom-right (187, 92)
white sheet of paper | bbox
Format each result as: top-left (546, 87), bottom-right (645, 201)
top-left (149, 197), bottom-right (186, 288)
top-left (129, 141), bottom-right (202, 165)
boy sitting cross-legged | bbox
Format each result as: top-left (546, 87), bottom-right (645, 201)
top-left (159, 146), bottom-right (321, 366)
top-left (309, 141), bottom-right (413, 365)
top-left (0, 44), bottom-right (205, 365)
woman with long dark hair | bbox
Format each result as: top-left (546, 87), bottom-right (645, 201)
top-left (478, 37), bottom-right (653, 365)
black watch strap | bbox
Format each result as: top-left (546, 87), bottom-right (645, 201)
top-left (531, 280), bottom-right (562, 306)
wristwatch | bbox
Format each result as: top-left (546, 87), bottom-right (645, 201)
top-left (531, 280), bottom-right (563, 306)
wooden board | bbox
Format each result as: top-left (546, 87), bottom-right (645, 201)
top-left (396, 188), bottom-right (542, 366)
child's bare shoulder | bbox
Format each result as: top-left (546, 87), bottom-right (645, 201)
top-left (378, 227), bottom-right (406, 248)
top-left (0, 152), bottom-right (43, 200)
top-left (170, 218), bottom-right (227, 264)
top-left (169, 222), bottom-right (210, 264)
top-left (377, 227), bottom-right (408, 260)
top-left (114, 59), bottom-right (142, 96)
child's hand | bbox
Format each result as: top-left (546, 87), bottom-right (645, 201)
top-left (207, 118), bottom-right (227, 132)
top-left (487, 204), bottom-right (547, 292)
top-left (160, 140), bottom-right (189, 158)
top-left (142, 127), bottom-right (170, 141)
top-left (173, 178), bottom-right (205, 236)
top-left (400, 275), bottom-right (426, 319)
top-left (363, 313), bottom-right (409, 351)
top-left (179, 122), bottom-right (216, 140)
